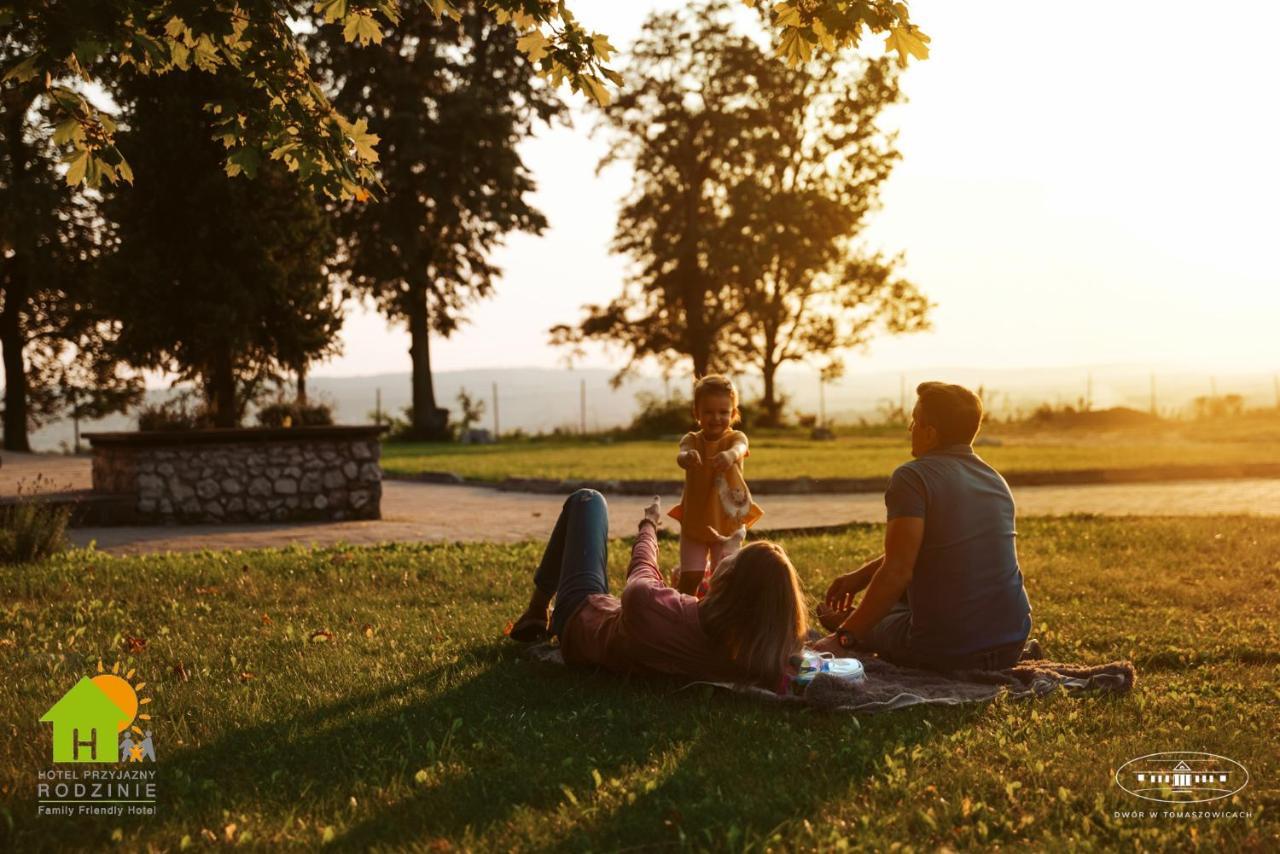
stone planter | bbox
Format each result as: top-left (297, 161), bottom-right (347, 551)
top-left (84, 426), bottom-right (388, 524)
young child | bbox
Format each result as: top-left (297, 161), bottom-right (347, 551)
top-left (668, 375), bottom-right (764, 596)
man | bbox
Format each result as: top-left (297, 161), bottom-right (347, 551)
top-left (813, 382), bottom-right (1032, 670)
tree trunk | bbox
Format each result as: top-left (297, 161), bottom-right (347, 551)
top-left (760, 356), bottom-right (782, 427)
top-left (296, 363), bottom-right (308, 406)
top-left (690, 330), bottom-right (710, 379)
top-left (677, 144), bottom-right (711, 379)
top-left (0, 281), bottom-right (30, 451)
top-left (1, 88), bottom-right (36, 452)
top-left (759, 317), bottom-right (783, 427)
top-left (207, 344), bottom-right (238, 428)
top-left (680, 251), bottom-right (709, 378)
top-left (406, 284), bottom-right (449, 440)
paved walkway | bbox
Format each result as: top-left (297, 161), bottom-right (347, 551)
top-left (3, 452), bottom-right (1277, 555)
top-left (0, 451), bottom-right (93, 495)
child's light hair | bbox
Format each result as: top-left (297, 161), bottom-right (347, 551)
top-left (699, 541), bottom-right (807, 687)
top-left (692, 374), bottom-right (741, 423)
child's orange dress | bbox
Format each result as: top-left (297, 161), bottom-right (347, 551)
top-left (668, 429), bottom-right (764, 543)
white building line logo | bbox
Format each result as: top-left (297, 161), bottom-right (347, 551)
top-left (1116, 752), bottom-right (1248, 804)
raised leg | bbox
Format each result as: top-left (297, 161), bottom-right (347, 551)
top-left (676, 536), bottom-right (710, 595)
top-left (510, 489), bottom-right (611, 641)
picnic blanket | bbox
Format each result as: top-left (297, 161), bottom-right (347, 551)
top-left (521, 643), bottom-right (1136, 713)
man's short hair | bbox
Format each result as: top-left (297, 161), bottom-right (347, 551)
top-left (915, 382), bottom-right (983, 446)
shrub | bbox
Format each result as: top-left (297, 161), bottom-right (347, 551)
top-left (256, 400), bottom-right (335, 428)
top-left (136, 396), bottom-right (212, 431)
top-left (1030, 404), bottom-right (1160, 430)
top-left (454, 388), bottom-right (485, 438)
top-left (378, 406), bottom-right (418, 442)
top-left (734, 396), bottom-right (778, 431)
top-left (623, 392), bottom-right (696, 438)
top-left (0, 479), bottom-right (71, 565)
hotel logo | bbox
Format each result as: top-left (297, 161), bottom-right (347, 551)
top-left (36, 661), bottom-right (158, 817)
top-left (1115, 752), bottom-right (1248, 804)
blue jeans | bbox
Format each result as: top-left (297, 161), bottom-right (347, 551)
top-left (533, 489), bottom-right (611, 638)
top-left (868, 603), bottom-right (1026, 671)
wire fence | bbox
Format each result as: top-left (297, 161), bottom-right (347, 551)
top-left (15, 366), bottom-right (1280, 451)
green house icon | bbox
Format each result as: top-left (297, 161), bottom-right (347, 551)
top-left (40, 677), bottom-right (130, 763)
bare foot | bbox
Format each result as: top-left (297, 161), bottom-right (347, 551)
top-left (504, 610), bottom-right (549, 642)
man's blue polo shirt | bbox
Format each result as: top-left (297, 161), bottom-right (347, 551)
top-left (884, 443), bottom-right (1032, 656)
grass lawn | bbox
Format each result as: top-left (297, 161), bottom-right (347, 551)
top-left (3, 516), bottom-right (1278, 850)
top-left (381, 433), bottom-right (1280, 483)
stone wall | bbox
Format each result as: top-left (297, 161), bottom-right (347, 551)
top-left (85, 427), bottom-right (386, 524)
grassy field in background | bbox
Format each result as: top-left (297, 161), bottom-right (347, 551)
top-left (382, 432), bottom-right (1280, 483)
top-left (4, 516), bottom-right (1278, 850)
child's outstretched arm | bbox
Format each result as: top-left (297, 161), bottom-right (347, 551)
top-left (711, 431), bottom-right (749, 472)
top-left (677, 432), bottom-right (701, 470)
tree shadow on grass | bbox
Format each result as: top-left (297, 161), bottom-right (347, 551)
top-left (331, 666), bottom-right (975, 851)
top-left (148, 643), bottom-right (694, 846)
top-left (12, 640), bottom-right (977, 852)
top-left (10, 652), bottom-right (502, 850)
top-left (326, 659), bottom-right (697, 850)
top-left (547, 697), bottom-right (977, 851)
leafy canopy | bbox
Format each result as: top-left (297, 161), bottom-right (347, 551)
top-left (552, 2), bottom-right (930, 411)
top-left (0, 1), bottom-right (927, 199)
top-left (99, 70), bottom-right (343, 427)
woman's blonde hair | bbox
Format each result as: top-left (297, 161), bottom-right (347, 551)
top-left (692, 374), bottom-right (741, 424)
top-left (698, 541), bottom-right (807, 686)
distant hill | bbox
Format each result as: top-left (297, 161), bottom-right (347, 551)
top-left (13, 364), bottom-right (1280, 452)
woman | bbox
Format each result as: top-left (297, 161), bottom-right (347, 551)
top-left (506, 489), bottom-right (807, 690)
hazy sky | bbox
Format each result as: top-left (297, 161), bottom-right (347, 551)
top-left (322, 0), bottom-right (1280, 379)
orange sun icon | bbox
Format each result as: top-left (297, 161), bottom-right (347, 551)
top-left (93, 659), bottom-right (153, 735)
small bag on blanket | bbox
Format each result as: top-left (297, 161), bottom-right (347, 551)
top-left (782, 650), bottom-right (867, 696)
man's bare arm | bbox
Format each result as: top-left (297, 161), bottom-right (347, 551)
top-left (823, 554), bottom-right (885, 611)
top-left (838, 517), bottom-right (925, 643)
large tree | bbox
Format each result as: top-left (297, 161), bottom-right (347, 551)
top-left (549, 3), bottom-right (763, 381)
top-left (554, 4), bottom-right (931, 415)
top-left (1, 42), bottom-right (137, 451)
top-left (719, 52), bottom-right (931, 423)
top-left (100, 71), bottom-right (342, 427)
top-left (1, 76), bottom-right (59, 450)
top-left (0, 1), bottom-right (927, 199)
top-left (312, 2), bottom-right (559, 439)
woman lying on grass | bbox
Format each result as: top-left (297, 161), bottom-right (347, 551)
top-left (506, 489), bottom-right (808, 691)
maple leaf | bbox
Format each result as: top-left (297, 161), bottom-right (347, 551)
top-left (580, 75), bottom-right (612, 107)
top-left (591, 34), bottom-right (616, 62)
top-left (884, 25), bottom-right (931, 68)
top-left (773, 3), bottom-right (802, 28)
top-left (2, 54), bottom-right (39, 84)
top-left (516, 30), bottom-right (551, 63)
top-left (313, 0), bottom-right (348, 24)
top-left (64, 149), bottom-right (90, 186)
top-left (343, 11), bottom-right (383, 46)
top-left (348, 118), bottom-right (380, 162)
top-left (778, 29), bottom-right (812, 68)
